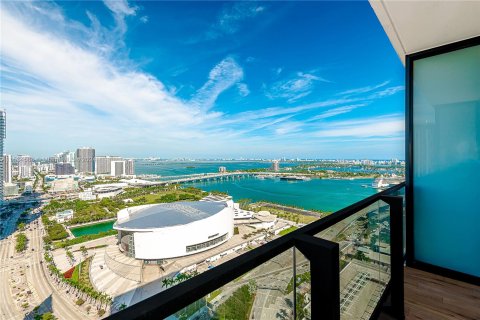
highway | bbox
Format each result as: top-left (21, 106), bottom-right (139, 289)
top-left (0, 215), bottom-right (88, 319)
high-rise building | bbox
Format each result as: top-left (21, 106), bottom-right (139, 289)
top-left (125, 159), bottom-right (135, 175)
top-left (95, 156), bottom-right (122, 175)
top-left (3, 154), bottom-right (12, 183)
top-left (271, 160), bottom-right (280, 172)
top-left (55, 162), bottom-right (75, 175)
top-left (75, 147), bottom-right (95, 173)
top-left (65, 151), bottom-right (75, 167)
top-left (0, 110), bottom-right (5, 200)
top-left (17, 155), bottom-right (33, 178)
top-left (55, 151), bottom-right (76, 167)
top-left (111, 161), bottom-right (125, 177)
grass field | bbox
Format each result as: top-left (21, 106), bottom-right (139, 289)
top-left (256, 206), bottom-right (319, 224)
top-left (278, 226), bottom-right (298, 236)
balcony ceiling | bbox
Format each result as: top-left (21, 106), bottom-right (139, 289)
top-left (370, 0), bottom-right (480, 64)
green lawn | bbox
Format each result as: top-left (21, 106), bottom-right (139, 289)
top-left (69, 257), bottom-right (95, 290)
top-left (278, 226), bottom-right (298, 236)
top-left (215, 284), bottom-right (256, 320)
top-left (71, 264), bottom-right (80, 283)
top-left (15, 233), bottom-right (28, 252)
top-left (207, 289), bottom-right (222, 302)
top-left (54, 230), bottom-right (117, 249)
top-left (257, 206), bottom-right (319, 224)
top-left (285, 271), bottom-right (311, 294)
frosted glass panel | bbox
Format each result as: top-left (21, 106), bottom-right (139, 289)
top-left (413, 44), bottom-right (480, 277)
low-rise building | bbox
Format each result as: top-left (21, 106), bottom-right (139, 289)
top-left (23, 182), bottom-right (33, 194)
top-left (4, 182), bottom-right (19, 196)
top-left (79, 188), bottom-right (96, 201)
top-left (55, 209), bottom-right (74, 223)
top-left (49, 178), bottom-right (79, 193)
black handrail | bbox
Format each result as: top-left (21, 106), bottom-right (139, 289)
top-left (107, 182), bottom-right (405, 320)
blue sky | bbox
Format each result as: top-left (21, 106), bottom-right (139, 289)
top-left (0, 1), bottom-right (405, 159)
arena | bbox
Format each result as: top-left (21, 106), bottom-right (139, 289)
top-left (113, 201), bottom-right (234, 263)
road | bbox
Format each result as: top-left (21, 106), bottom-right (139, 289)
top-left (0, 215), bottom-right (87, 320)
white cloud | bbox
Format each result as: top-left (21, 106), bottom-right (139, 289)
top-left (237, 83), bottom-right (250, 97)
top-left (266, 71), bottom-right (329, 103)
top-left (222, 97), bottom-right (359, 125)
top-left (206, 2), bottom-right (265, 40)
top-left (0, 5), bottom-right (242, 155)
top-left (314, 114), bottom-right (404, 138)
top-left (309, 104), bottom-right (367, 121)
top-left (274, 122), bottom-right (303, 135)
top-left (0, 2), bottom-right (405, 158)
top-left (190, 57), bottom-right (244, 110)
top-left (338, 81), bottom-right (390, 96)
top-left (367, 86), bottom-right (404, 99)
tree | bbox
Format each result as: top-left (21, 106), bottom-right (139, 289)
top-left (80, 245), bottom-right (88, 257)
top-left (238, 199), bottom-right (252, 210)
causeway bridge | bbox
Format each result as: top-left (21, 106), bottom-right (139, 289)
top-left (148, 172), bottom-right (256, 185)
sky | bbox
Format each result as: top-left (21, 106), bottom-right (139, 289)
top-left (0, 1), bottom-right (405, 159)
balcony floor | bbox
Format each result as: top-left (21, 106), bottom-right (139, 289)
top-left (404, 267), bottom-right (480, 319)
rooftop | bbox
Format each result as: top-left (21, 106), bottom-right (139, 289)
top-left (114, 201), bottom-right (228, 230)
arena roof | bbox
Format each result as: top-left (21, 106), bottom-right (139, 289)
top-left (114, 201), bottom-right (228, 230)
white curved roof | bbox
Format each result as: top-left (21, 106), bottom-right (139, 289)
top-left (114, 201), bottom-right (228, 230)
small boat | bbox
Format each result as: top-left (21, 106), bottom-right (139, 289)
top-left (372, 178), bottom-right (389, 189)
top-left (280, 175), bottom-right (311, 181)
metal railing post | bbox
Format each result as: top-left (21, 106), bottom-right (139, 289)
top-left (295, 234), bottom-right (340, 320)
top-left (381, 195), bottom-right (405, 319)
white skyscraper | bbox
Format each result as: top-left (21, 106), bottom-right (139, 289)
top-left (3, 154), bottom-right (12, 183)
top-left (75, 147), bottom-right (95, 173)
top-left (65, 151), bottom-right (75, 167)
top-left (125, 159), bottom-right (135, 175)
top-left (0, 110), bottom-right (6, 200)
top-left (95, 156), bottom-right (123, 175)
top-left (271, 160), bottom-right (280, 172)
top-left (18, 155), bottom-right (33, 178)
top-left (111, 161), bottom-right (125, 177)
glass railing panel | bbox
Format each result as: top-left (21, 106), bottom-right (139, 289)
top-left (390, 186), bottom-right (406, 255)
top-left (165, 248), bottom-right (295, 320)
top-left (293, 248), bottom-right (311, 320)
top-left (315, 200), bottom-right (391, 320)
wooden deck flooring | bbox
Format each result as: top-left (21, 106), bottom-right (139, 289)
top-left (404, 267), bottom-right (480, 319)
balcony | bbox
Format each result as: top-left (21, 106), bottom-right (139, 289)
top-left (105, 31), bottom-right (480, 319)
top-left (105, 178), bottom-right (479, 320)
top-left (403, 267), bottom-right (480, 319)
top-left (107, 182), bottom-right (406, 319)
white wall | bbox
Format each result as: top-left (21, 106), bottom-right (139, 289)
top-left (132, 206), bottom-right (234, 260)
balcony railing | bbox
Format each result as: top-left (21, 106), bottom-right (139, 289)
top-left (107, 182), bottom-right (405, 320)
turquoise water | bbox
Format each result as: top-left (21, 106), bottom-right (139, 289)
top-left (70, 221), bottom-right (115, 237)
top-left (135, 160), bottom-right (300, 177)
top-left (72, 162), bottom-right (377, 236)
top-left (187, 177), bottom-right (375, 212)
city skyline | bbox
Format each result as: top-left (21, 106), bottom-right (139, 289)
top-left (1, 1), bottom-right (404, 159)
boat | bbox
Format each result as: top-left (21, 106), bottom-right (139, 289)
top-left (279, 175), bottom-right (311, 181)
top-left (371, 178), bottom-right (389, 189)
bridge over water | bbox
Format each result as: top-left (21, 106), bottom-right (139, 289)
top-left (147, 172), bottom-right (257, 185)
